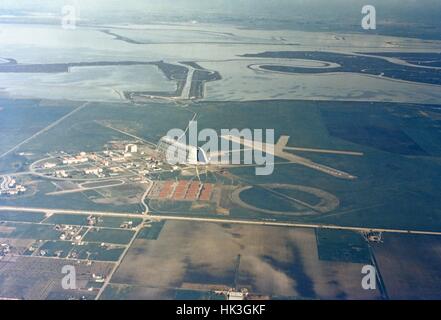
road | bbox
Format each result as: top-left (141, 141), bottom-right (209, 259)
top-left (96, 122), bottom-right (157, 148)
top-left (45, 179), bottom-right (126, 195)
top-left (139, 179), bottom-right (153, 215)
top-left (0, 171), bottom-right (32, 179)
top-left (1, 205), bottom-right (441, 236)
top-left (180, 65), bottom-right (195, 99)
top-left (95, 224), bottom-right (143, 300)
top-left (283, 146), bottom-right (363, 156)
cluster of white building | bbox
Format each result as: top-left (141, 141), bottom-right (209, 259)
top-left (54, 224), bottom-right (82, 242)
top-left (54, 170), bottom-right (69, 178)
top-left (0, 176), bottom-right (26, 196)
top-left (62, 152), bottom-right (89, 165)
top-left (84, 167), bottom-right (104, 176)
top-left (39, 143), bottom-right (175, 180)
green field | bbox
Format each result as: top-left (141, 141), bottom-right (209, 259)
top-left (0, 99), bottom-right (75, 155)
top-left (37, 240), bottom-right (75, 258)
top-left (137, 221), bottom-right (166, 240)
top-left (70, 242), bottom-right (124, 261)
top-left (315, 229), bottom-right (371, 264)
top-left (0, 211), bottom-right (46, 223)
top-left (0, 222), bottom-right (61, 240)
top-left (83, 228), bottom-right (135, 245)
top-left (19, 101), bottom-right (193, 154)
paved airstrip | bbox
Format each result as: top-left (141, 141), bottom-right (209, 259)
top-left (1, 205), bottom-right (441, 236)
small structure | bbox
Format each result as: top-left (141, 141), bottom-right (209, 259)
top-left (55, 170), bottom-right (68, 178)
top-left (365, 231), bottom-right (383, 243)
top-left (84, 167), bottom-right (103, 176)
top-left (228, 291), bottom-right (245, 300)
top-left (125, 144), bottom-right (138, 153)
top-left (43, 162), bottom-right (57, 169)
top-left (62, 153), bottom-right (89, 165)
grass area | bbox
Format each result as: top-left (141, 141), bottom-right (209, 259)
top-left (137, 221), bottom-right (166, 240)
top-left (37, 240), bottom-right (74, 258)
top-left (83, 228), bottom-right (135, 245)
top-left (95, 216), bottom-right (143, 228)
top-left (45, 214), bottom-right (89, 225)
top-left (0, 211), bottom-right (46, 223)
top-left (315, 229), bottom-right (371, 264)
top-left (0, 99), bottom-right (75, 155)
top-left (70, 243), bottom-right (124, 261)
top-left (36, 240), bottom-right (124, 261)
top-left (0, 222), bottom-right (61, 240)
top-left (20, 100), bottom-right (193, 155)
top-left (239, 187), bottom-right (306, 213)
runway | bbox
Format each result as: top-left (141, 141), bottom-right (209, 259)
top-left (1, 205), bottom-right (441, 236)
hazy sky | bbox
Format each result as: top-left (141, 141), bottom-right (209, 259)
top-left (2, 0), bottom-right (440, 16)
top-left (2, 0), bottom-right (440, 27)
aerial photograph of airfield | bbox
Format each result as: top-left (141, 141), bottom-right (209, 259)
top-left (1, 0), bottom-right (441, 300)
